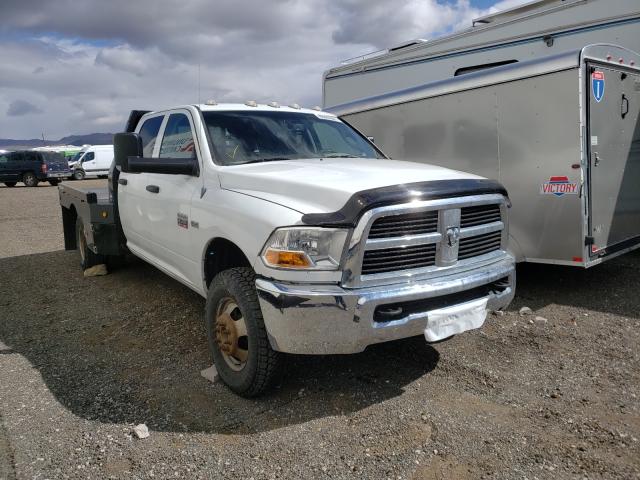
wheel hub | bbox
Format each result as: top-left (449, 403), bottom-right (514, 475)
top-left (214, 298), bottom-right (248, 371)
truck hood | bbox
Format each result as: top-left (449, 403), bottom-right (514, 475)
top-left (219, 158), bottom-right (482, 215)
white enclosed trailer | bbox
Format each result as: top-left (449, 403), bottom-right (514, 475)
top-left (323, 0), bottom-right (640, 108)
top-left (329, 45), bottom-right (640, 267)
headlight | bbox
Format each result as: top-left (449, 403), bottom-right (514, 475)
top-left (261, 227), bottom-right (349, 270)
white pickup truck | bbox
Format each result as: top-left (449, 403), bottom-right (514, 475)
top-left (59, 103), bottom-right (515, 396)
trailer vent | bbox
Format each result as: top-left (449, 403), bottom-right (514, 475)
top-left (368, 211), bottom-right (438, 239)
top-left (460, 204), bottom-right (501, 227)
top-left (458, 231), bottom-right (502, 260)
top-left (362, 244), bottom-right (436, 275)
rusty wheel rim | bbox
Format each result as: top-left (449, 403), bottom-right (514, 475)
top-left (214, 297), bottom-right (248, 371)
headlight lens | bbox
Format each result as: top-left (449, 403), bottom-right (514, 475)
top-left (261, 227), bottom-right (349, 270)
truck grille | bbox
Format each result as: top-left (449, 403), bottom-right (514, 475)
top-left (368, 211), bottom-right (438, 238)
top-left (362, 244), bottom-right (436, 275)
top-left (460, 205), bottom-right (501, 227)
top-left (458, 231), bottom-right (502, 260)
top-left (353, 198), bottom-right (506, 283)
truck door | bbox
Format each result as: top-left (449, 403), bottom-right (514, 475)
top-left (119, 111), bottom-right (203, 287)
top-left (588, 64), bottom-right (640, 256)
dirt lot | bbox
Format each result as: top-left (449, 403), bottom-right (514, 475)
top-left (0, 182), bottom-right (639, 480)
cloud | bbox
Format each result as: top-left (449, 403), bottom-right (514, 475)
top-left (6, 99), bottom-right (43, 116)
top-left (0, 0), bottom-right (529, 138)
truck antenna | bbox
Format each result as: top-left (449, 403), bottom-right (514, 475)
top-left (198, 63), bottom-right (201, 105)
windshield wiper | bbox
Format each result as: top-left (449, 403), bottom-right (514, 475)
top-left (321, 153), bottom-right (362, 158)
top-left (240, 157), bottom-right (292, 165)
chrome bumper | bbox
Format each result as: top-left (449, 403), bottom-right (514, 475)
top-left (256, 256), bottom-right (515, 354)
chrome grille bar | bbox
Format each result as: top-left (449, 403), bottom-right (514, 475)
top-left (341, 194), bottom-right (508, 288)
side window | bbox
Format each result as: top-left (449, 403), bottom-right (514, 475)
top-left (159, 113), bottom-right (196, 159)
top-left (0, 154), bottom-right (9, 163)
top-left (84, 152), bottom-right (95, 161)
top-left (138, 116), bottom-right (164, 157)
top-left (23, 152), bottom-right (40, 163)
top-left (9, 152), bottom-right (24, 162)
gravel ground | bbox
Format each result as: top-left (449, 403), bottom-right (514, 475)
top-left (0, 183), bottom-right (639, 480)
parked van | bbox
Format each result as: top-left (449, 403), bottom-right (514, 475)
top-left (71, 145), bottom-right (114, 180)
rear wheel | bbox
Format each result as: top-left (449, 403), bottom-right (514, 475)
top-left (48, 179), bottom-right (59, 186)
top-left (75, 217), bottom-right (105, 269)
top-left (22, 172), bottom-right (38, 187)
top-left (3, 182), bottom-right (16, 187)
top-left (205, 267), bottom-right (283, 397)
top-left (73, 169), bottom-right (85, 181)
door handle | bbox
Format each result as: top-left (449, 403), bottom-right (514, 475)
top-left (146, 185), bottom-right (160, 193)
top-left (621, 94), bottom-right (629, 119)
top-left (118, 178), bottom-right (127, 185)
top-left (594, 152), bottom-right (601, 167)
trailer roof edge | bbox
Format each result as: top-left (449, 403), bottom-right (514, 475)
top-left (327, 44), bottom-right (640, 118)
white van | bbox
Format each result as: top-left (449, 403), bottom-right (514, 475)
top-left (71, 145), bottom-right (114, 180)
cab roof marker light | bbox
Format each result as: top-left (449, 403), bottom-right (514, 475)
top-left (245, 100), bottom-right (258, 107)
top-left (268, 101), bottom-right (280, 108)
top-left (205, 99), bottom-right (217, 106)
top-left (289, 103), bottom-right (301, 109)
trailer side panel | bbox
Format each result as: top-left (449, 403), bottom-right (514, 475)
top-left (342, 68), bottom-right (584, 264)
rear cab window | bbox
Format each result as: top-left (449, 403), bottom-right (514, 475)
top-left (138, 115), bottom-right (164, 157)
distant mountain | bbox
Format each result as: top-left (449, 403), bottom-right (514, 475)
top-left (58, 133), bottom-right (114, 146)
top-left (0, 133), bottom-right (114, 150)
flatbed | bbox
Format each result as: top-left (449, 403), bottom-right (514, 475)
top-left (59, 182), bottom-right (121, 257)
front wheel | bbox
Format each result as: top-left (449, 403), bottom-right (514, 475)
top-left (22, 172), bottom-right (38, 187)
top-left (205, 267), bottom-right (283, 397)
top-left (73, 169), bottom-right (85, 181)
top-left (48, 179), bottom-right (59, 187)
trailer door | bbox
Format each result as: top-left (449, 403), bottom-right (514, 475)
top-left (588, 64), bottom-right (640, 256)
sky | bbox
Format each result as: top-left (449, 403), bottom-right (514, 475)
top-left (0, 0), bottom-right (528, 139)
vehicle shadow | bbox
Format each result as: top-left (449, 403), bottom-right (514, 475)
top-left (508, 248), bottom-right (640, 318)
top-left (2, 248), bottom-right (638, 435)
top-left (0, 250), bottom-right (439, 435)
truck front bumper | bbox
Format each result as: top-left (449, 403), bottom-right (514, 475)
top-left (256, 256), bottom-right (515, 354)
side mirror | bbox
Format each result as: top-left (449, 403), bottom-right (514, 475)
top-left (114, 132), bottom-right (142, 172)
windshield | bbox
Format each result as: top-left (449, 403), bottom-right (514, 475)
top-left (70, 151), bottom-right (84, 162)
top-left (202, 110), bottom-right (383, 166)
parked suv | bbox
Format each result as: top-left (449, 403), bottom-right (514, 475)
top-left (0, 150), bottom-right (71, 187)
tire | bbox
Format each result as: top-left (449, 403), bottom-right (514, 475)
top-left (75, 217), bottom-right (105, 269)
top-left (22, 172), bottom-right (38, 187)
top-left (3, 182), bottom-right (16, 187)
top-left (73, 169), bottom-right (85, 181)
top-left (205, 267), bottom-right (283, 397)
top-left (48, 179), bottom-right (59, 187)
